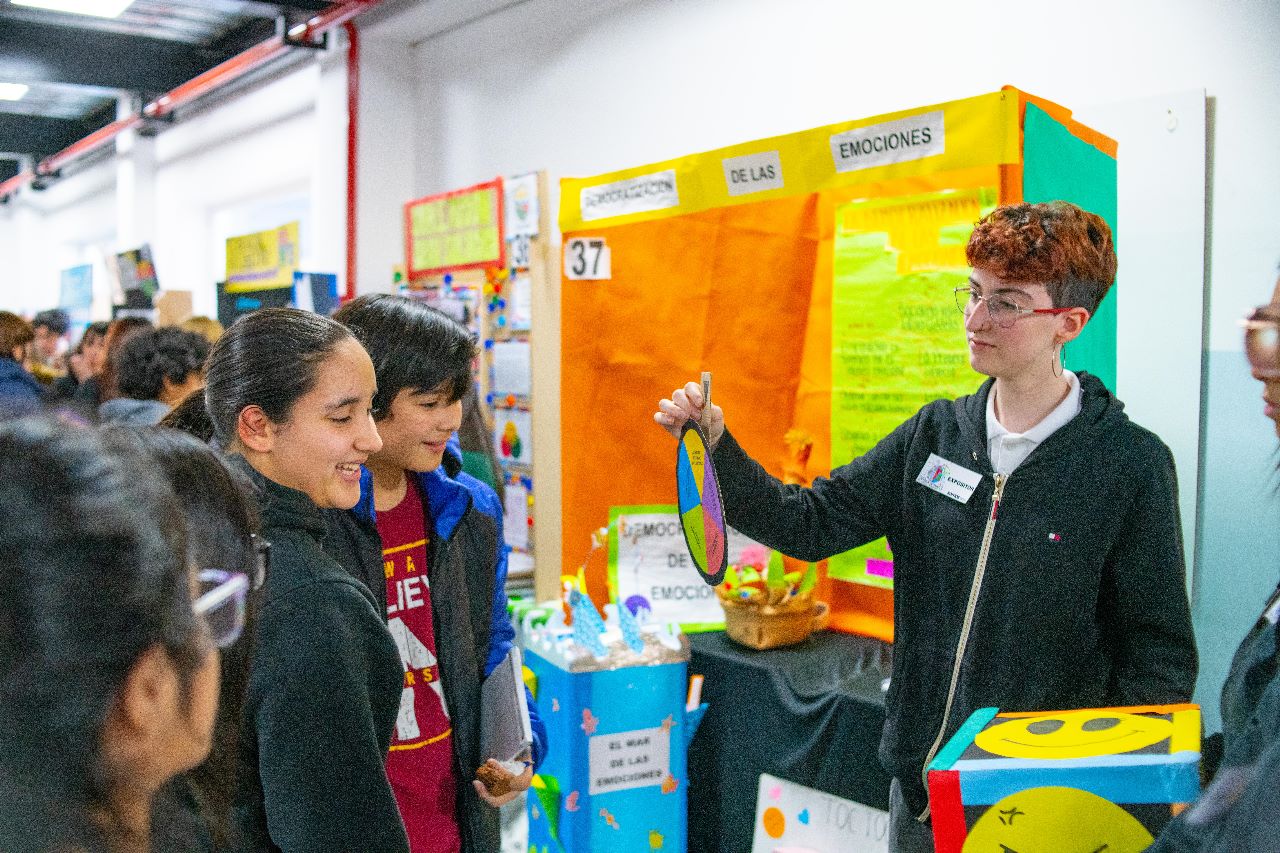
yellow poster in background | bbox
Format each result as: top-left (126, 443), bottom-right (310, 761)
top-left (827, 187), bottom-right (994, 587)
top-left (225, 221), bottom-right (300, 292)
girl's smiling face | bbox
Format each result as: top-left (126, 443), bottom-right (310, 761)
top-left (254, 337), bottom-right (383, 509)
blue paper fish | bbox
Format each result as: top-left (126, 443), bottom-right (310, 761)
top-left (569, 588), bottom-right (608, 657)
top-left (617, 596), bottom-right (646, 653)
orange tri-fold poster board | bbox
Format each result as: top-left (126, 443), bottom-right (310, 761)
top-left (558, 89), bottom-right (1117, 640)
top-left (927, 704), bottom-right (1201, 853)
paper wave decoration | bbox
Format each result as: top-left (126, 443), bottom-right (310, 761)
top-left (676, 420), bottom-right (728, 585)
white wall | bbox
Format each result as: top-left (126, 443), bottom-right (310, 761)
top-left (0, 47), bottom-right (350, 320)
top-left (403, 0), bottom-right (1280, 351)
top-left (0, 158), bottom-right (117, 316)
top-left (354, 36), bottom-right (416, 295)
top-left (153, 52), bottom-right (350, 318)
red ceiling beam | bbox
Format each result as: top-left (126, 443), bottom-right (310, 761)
top-left (0, 0), bottom-right (380, 199)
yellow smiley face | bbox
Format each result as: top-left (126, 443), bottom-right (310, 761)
top-left (974, 710), bottom-right (1172, 760)
top-left (962, 786), bottom-right (1153, 853)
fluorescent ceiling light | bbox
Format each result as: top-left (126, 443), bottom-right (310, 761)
top-left (0, 83), bottom-right (30, 101)
top-left (11, 0), bottom-right (134, 18)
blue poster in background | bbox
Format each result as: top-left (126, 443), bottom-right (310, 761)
top-left (294, 271), bottom-right (339, 316)
top-left (59, 264), bottom-right (93, 329)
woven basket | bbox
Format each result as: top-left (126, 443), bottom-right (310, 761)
top-left (723, 600), bottom-right (829, 651)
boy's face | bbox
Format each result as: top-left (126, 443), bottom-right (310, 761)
top-left (33, 325), bottom-right (62, 359)
top-left (371, 382), bottom-right (463, 474)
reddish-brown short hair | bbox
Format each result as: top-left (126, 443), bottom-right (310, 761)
top-left (966, 201), bottom-right (1117, 315)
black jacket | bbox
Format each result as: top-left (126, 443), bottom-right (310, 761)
top-left (230, 458), bottom-right (409, 853)
top-left (1148, 582), bottom-right (1280, 852)
top-left (323, 451), bottom-right (509, 853)
top-left (713, 372), bottom-right (1197, 818)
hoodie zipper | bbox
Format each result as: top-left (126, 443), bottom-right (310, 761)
top-left (916, 471), bottom-right (1006, 822)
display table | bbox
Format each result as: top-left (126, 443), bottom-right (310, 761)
top-left (686, 631), bottom-right (894, 852)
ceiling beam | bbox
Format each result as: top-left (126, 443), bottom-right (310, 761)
top-left (0, 19), bottom-right (219, 93)
top-left (275, 2), bottom-right (339, 11)
top-left (0, 113), bottom-right (93, 160)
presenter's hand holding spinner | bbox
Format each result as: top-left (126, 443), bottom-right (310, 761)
top-left (654, 379), bottom-right (725, 451)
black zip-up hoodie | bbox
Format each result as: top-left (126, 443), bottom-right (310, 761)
top-left (229, 458), bottom-right (409, 853)
top-left (713, 372), bottom-right (1197, 819)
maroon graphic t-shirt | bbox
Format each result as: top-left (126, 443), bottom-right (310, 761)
top-left (378, 478), bottom-right (461, 853)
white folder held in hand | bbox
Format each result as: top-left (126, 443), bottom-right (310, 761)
top-left (481, 646), bottom-right (534, 772)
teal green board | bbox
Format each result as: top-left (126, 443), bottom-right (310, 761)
top-left (1022, 102), bottom-right (1118, 391)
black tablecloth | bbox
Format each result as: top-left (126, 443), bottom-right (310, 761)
top-left (686, 630), bottom-right (894, 853)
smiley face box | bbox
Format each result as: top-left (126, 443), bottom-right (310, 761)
top-left (927, 704), bottom-right (1201, 853)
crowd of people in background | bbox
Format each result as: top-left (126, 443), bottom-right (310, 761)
top-left (0, 309), bottom-right (224, 424)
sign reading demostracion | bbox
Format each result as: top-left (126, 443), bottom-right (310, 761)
top-left (403, 178), bottom-right (505, 278)
top-left (579, 170), bottom-right (679, 222)
top-left (608, 504), bottom-right (767, 632)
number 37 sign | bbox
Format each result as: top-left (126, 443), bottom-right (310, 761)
top-left (564, 237), bottom-right (612, 280)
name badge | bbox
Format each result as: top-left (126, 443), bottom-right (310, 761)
top-left (916, 453), bottom-right (983, 504)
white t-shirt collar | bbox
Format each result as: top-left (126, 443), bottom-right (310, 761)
top-left (985, 370), bottom-right (1082, 474)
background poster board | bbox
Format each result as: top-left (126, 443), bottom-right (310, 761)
top-left (607, 504), bottom-right (768, 632)
top-left (225, 221), bottom-right (300, 292)
top-left (115, 245), bottom-right (159, 302)
top-left (216, 279), bottom-right (294, 327)
top-left (59, 264), bottom-right (93, 328)
top-left (825, 188), bottom-right (992, 587)
top-left (494, 406), bottom-right (533, 466)
top-left (403, 178), bottom-right (505, 278)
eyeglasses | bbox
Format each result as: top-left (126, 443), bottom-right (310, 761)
top-left (1241, 307), bottom-right (1280, 376)
top-left (954, 286), bottom-right (1072, 329)
top-left (195, 570), bottom-right (250, 649)
top-left (251, 534), bottom-right (271, 590)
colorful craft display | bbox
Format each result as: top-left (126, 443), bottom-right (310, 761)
top-left (558, 89), bottom-right (1118, 639)
top-left (717, 545), bottom-right (826, 651)
top-left (676, 420), bottom-right (727, 586)
top-left (927, 704), bottom-right (1201, 853)
top-left (523, 575), bottom-right (707, 852)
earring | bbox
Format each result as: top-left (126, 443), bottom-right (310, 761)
top-left (1052, 343), bottom-right (1065, 378)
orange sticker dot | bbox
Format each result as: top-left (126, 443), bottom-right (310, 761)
top-left (762, 806), bottom-right (786, 839)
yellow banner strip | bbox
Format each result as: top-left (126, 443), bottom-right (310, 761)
top-left (559, 91), bottom-right (1023, 231)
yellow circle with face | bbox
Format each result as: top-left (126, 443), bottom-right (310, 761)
top-left (962, 786), bottom-right (1153, 852)
top-left (974, 710), bottom-right (1172, 759)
